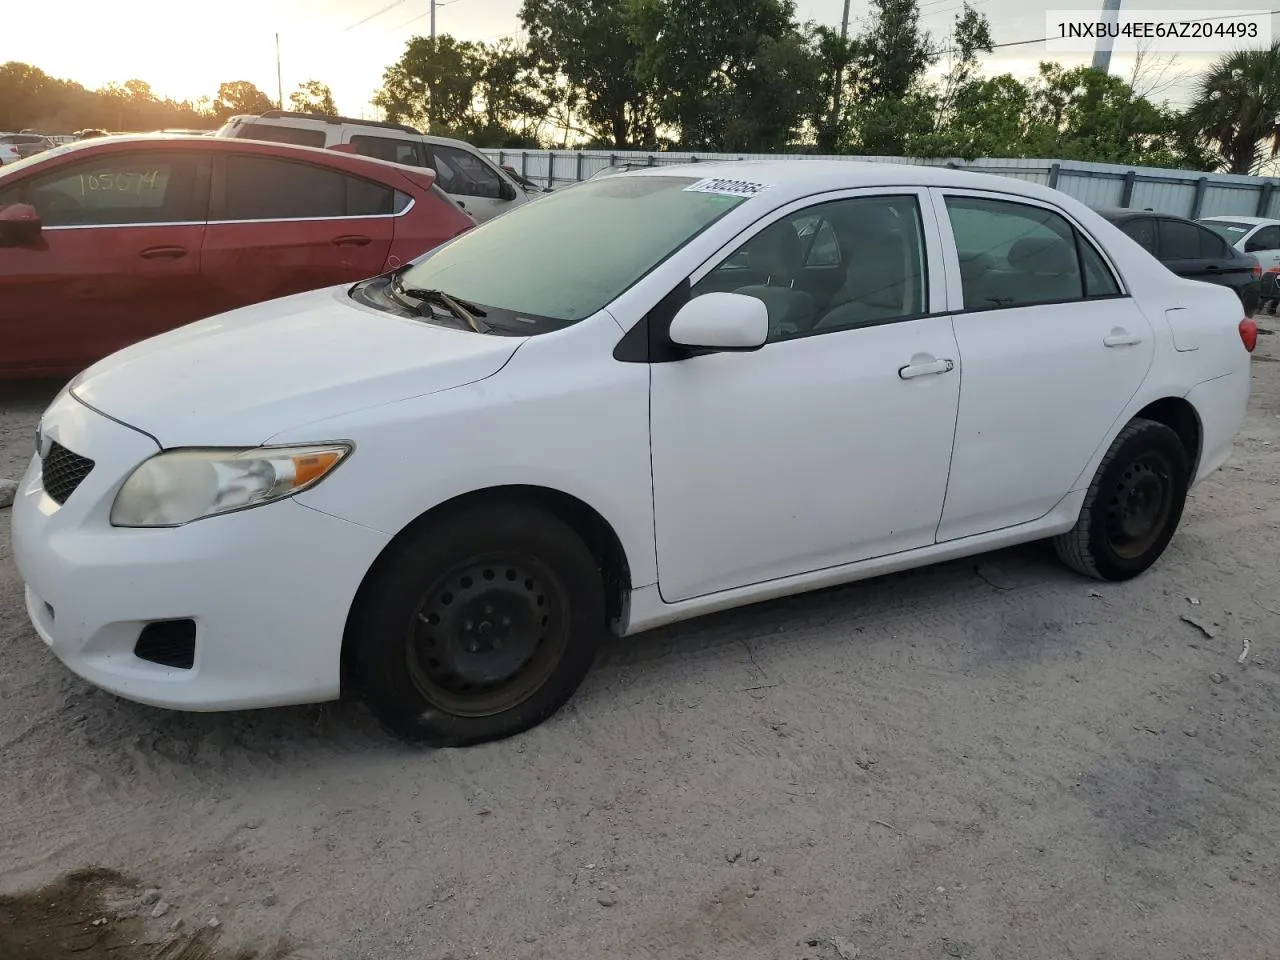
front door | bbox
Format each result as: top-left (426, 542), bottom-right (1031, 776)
top-left (0, 150), bottom-right (210, 375)
top-left (649, 190), bottom-right (961, 603)
top-left (202, 153), bottom-right (395, 316)
top-left (932, 191), bottom-right (1155, 542)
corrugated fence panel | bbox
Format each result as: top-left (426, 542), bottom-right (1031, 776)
top-left (1129, 180), bottom-right (1198, 215)
top-left (1057, 172), bottom-right (1124, 208)
top-left (483, 149), bottom-right (1280, 219)
top-left (1201, 184), bottom-right (1259, 217)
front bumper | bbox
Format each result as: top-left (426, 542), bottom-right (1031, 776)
top-left (10, 392), bottom-right (391, 711)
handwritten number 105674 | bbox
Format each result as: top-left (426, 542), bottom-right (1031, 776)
top-left (77, 170), bottom-right (160, 195)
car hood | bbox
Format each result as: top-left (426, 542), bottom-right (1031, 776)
top-left (70, 284), bottom-right (522, 448)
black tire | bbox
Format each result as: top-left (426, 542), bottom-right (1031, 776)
top-left (351, 501), bottom-right (604, 747)
top-left (1053, 417), bottom-right (1190, 582)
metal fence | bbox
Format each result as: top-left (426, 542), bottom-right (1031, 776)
top-left (482, 148), bottom-right (1280, 221)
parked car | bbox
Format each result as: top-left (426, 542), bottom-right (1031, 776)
top-left (500, 164), bottom-right (550, 195)
top-left (214, 111), bottom-right (530, 223)
top-left (1097, 207), bottom-right (1262, 316)
top-left (1199, 215), bottom-right (1280, 312)
top-left (0, 134), bottom-right (473, 377)
top-left (0, 133), bottom-right (55, 165)
top-left (12, 161), bottom-right (1252, 747)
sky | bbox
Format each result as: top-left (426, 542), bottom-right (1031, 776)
top-left (1, 0), bottom-right (1258, 120)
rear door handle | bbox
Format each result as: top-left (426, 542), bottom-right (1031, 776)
top-left (898, 358), bottom-right (955, 379)
top-left (332, 235), bottom-right (372, 247)
top-left (1103, 330), bottom-right (1143, 347)
top-left (140, 246), bottom-right (187, 259)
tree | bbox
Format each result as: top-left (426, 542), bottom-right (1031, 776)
top-left (289, 80), bottom-right (337, 115)
top-left (212, 81), bottom-right (276, 121)
top-left (629, 0), bottom-right (820, 151)
top-left (374, 35), bottom-right (549, 146)
top-left (520, 0), bottom-right (656, 148)
top-left (1185, 42), bottom-right (1280, 174)
top-left (842, 0), bottom-right (937, 155)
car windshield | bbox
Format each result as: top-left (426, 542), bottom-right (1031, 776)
top-left (1200, 220), bottom-right (1253, 242)
top-left (394, 174), bottom-right (748, 324)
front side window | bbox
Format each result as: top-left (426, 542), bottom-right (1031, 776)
top-left (1119, 218), bottom-right (1156, 255)
top-left (392, 174), bottom-right (748, 326)
top-left (0, 153), bottom-right (204, 227)
top-left (1246, 225), bottom-right (1280, 253)
top-left (946, 196), bottom-right (1118, 310)
top-left (217, 156), bottom-right (394, 220)
top-left (692, 195), bottom-right (927, 341)
top-left (431, 145), bottom-right (502, 199)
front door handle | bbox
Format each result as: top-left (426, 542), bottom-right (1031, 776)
top-left (1103, 329), bottom-right (1142, 348)
top-left (140, 245), bottom-right (187, 259)
top-left (898, 358), bottom-right (955, 379)
top-left (332, 235), bottom-right (372, 247)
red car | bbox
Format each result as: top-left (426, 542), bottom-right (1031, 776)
top-left (0, 135), bottom-right (474, 377)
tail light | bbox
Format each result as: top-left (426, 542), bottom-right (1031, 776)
top-left (1253, 262), bottom-right (1263, 279)
top-left (1240, 317), bottom-right (1258, 352)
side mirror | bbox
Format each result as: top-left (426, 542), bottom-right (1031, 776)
top-left (0, 203), bottom-right (41, 246)
top-left (668, 292), bottom-right (769, 353)
top-left (499, 179), bottom-right (518, 202)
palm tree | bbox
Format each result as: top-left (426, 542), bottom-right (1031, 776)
top-left (1185, 42), bottom-right (1280, 175)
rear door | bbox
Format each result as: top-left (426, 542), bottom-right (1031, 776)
top-left (0, 149), bottom-right (210, 374)
top-left (201, 153), bottom-right (396, 314)
top-left (933, 191), bottom-right (1154, 541)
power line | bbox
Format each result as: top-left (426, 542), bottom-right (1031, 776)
top-left (343, 0), bottom-right (411, 32)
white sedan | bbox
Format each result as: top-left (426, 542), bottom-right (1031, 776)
top-left (10, 160), bottom-right (1254, 746)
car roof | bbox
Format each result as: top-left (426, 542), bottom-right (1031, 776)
top-left (612, 158), bottom-right (1101, 210)
top-left (1198, 214), bottom-right (1276, 225)
top-left (2, 133), bottom-right (438, 184)
top-left (1094, 206), bottom-right (1198, 224)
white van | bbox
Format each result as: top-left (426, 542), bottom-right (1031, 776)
top-left (214, 111), bottom-right (537, 223)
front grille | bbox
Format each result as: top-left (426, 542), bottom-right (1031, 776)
top-left (134, 620), bottom-right (197, 669)
top-left (42, 441), bottom-right (95, 505)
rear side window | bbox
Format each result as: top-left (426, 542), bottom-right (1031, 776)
top-left (350, 135), bottom-right (426, 167)
top-left (945, 196), bottom-right (1119, 310)
top-left (218, 156), bottom-right (394, 220)
top-left (1158, 219), bottom-right (1202, 260)
top-left (1120, 218), bottom-right (1156, 254)
top-left (1247, 225), bottom-right (1280, 252)
top-left (0, 153), bottom-right (205, 227)
top-left (237, 122), bottom-right (326, 148)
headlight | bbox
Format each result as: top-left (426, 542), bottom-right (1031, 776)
top-left (110, 443), bottom-right (352, 527)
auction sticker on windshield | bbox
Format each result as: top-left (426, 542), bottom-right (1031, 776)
top-left (684, 177), bottom-right (772, 198)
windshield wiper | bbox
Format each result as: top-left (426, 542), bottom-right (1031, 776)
top-left (393, 277), bottom-right (490, 333)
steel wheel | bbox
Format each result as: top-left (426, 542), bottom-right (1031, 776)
top-left (1103, 451), bottom-right (1174, 561)
top-left (406, 554), bottom-right (570, 718)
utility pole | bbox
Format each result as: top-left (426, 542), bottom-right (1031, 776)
top-left (828, 0), bottom-right (852, 151)
top-left (430, 0), bottom-right (436, 39)
top-left (1091, 0), bottom-right (1122, 73)
top-left (275, 33), bottom-right (284, 109)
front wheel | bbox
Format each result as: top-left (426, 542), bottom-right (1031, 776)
top-left (1053, 417), bottom-right (1189, 582)
top-left (351, 502), bottom-right (605, 746)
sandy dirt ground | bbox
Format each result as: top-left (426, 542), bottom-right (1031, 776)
top-left (1, 336), bottom-right (1278, 960)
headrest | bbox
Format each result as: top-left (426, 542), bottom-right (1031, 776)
top-left (746, 220), bottom-right (802, 279)
top-left (1007, 236), bottom-right (1076, 275)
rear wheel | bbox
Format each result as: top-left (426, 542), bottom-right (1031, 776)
top-left (351, 502), bottom-right (604, 746)
top-left (1053, 417), bottom-right (1189, 582)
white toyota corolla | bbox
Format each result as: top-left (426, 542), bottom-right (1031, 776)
top-left (11, 161), bottom-right (1254, 746)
